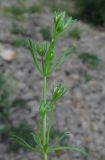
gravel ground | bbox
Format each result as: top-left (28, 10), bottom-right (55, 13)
top-left (0, 0), bottom-right (105, 160)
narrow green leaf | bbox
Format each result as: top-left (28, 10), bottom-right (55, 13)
top-left (52, 133), bottom-right (69, 147)
top-left (29, 39), bottom-right (42, 75)
top-left (11, 135), bottom-right (37, 152)
top-left (30, 132), bottom-right (43, 150)
top-left (48, 146), bottom-right (88, 157)
top-left (48, 48), bottom-right (74, 74)
top-left (30, 133), bottom-right (38, 145)
top-left (45, 40), bottom-right (55, 65)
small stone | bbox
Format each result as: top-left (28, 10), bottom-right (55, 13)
top-left (82, 121), bottom-right (89, 128)
top-left (71, 74), bottom-right (79, 81)
top-left (0, 49), bottom-right (16, 62)
top-left (85, 93), bottom-right (101, 104)
top-left (83, 136), bottom-right (92, 144)
top-left (72, 91), bottom-right (82, 106)
top-left (88, 80), bottom-right (97, 85)
top-left (0, 44), bottom-right (3, 51)
top-left (87, 80), bottom-right (102, 93)
top-left (102, 84), bottom-right (105, 95)
top-left (91, 123), bottom-right (99, 131)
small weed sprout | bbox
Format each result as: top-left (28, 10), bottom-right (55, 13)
top-left (12, 11), bottom-right (88, 160)
top-left (78, 52), bottom-right (101, 69)
top-left (40, 27), bottom-right (51, 41)
top-left (0, 72), bottom-right (32, 151)
top-left (0, 72), bottom-right (14, 118)
top-left (69, 27), bottom-right (81, 39)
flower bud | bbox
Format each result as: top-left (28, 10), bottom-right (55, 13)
top-left (53, 11), bottom-right (74, 40)
top-left (52, 83), bottom-right (67, 102)
top-left (36, 42), bottom-right (47, 56)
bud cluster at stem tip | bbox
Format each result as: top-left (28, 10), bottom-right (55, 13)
top-left (53, 11), bottom-right (74, 40)
top-left (29, 10), bottom-right (75, 77)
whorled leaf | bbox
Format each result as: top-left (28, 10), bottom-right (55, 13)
top-left (47, 47), bottom-right (74, 75)
top-left (11, 135), bottom-right (39, 152)
top-left (52, 83), bottom-right (67, 102)
top-left (40, 102), bottom-right (53, 117)
top-left (29, 40), bottom-right (42, 75)
top-left (52, 132), bottom-right (70, 147)
top-left (48, 145), bottom-right (88, 158)
top-left (30, 132), bottom-right (43, 152)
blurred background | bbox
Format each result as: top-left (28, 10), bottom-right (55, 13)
top-left (0, 0), bottom-right (105, 160)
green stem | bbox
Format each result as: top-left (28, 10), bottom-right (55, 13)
top-left (43, 77), bottom-right (46, 103)
top-left (43, 76), bottom-right (48, 160)
top-left (44, 153), bottom-right (48, 160)
top-left (43, 76), bottom-right (47, 145)
top-left (47, 109), bottom-right (53, 144)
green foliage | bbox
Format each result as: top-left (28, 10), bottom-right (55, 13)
top-left (40, 27), bottom-right (52, 41)
top-left (0, 72), bottom-right (27, 119)
top-left (11, 24), bottom-right (26, 35)
top-left (4, 6), bottom-right (25, 16)
top-left (0, 4), bottom-right (41, 21)
top-left (12, 98), bottom-right (27, 108)
top-left (69, 27), bottom-right (81, 39)
top-left (0, 72), bottom-right (13, 117)
top-left (27, 5), bottom-right (41, 14)
top-left (3, 5), bottom-right (41, 16)
top-left (36, 42), bottom-right (48, 57)
top-left (1, 122), bottom-right (35, 151)
top-left (12, 11), bottom-right (88, 160)
top-left (50, 129), bottom-right (69, 146)
top-left (40, 102), bottom-right (53, 118)
top-left (0, 72), bottom-right (29, 152)
top-left (12, 39), bottom-right (29, 48)
top-left (78, 52), bottom-right (101, 69)
top-left (83, 72), bottom-right (92, 82)
top-left (98, 155), bottom-right (105, 160)
top-left (52, 83), bottom-right (67, 102)
top-left (53, 11), bottom-right (74, 40)
top-left (73, 0), bottom-right (105, 25)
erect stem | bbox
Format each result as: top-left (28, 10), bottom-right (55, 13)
top-left (43, 76), bottom-right (47, 103)
top-left (44, 153), bottom-right (48, 160)
top-left (47, 108), bottom-right (53, 144)
top-left (43, 76), bottom-right (48, 160)
top-left (43, 76), bottom-right (47, 145)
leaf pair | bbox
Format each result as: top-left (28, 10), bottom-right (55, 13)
top-left (11, 134), bottom-right (89, 159)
